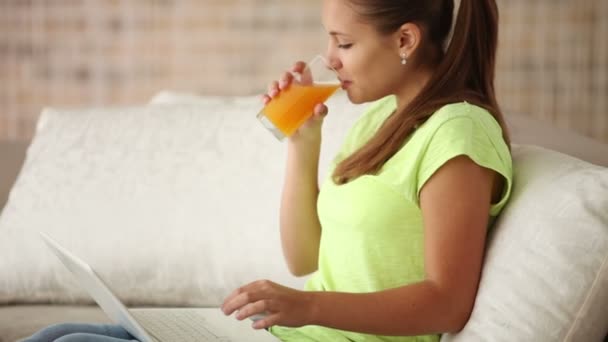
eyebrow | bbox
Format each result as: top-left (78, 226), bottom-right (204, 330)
top-left (329, 31), bottom-right (351, 37)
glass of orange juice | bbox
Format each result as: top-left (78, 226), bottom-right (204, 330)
top-left (256, 55), bottom-right (341, 140)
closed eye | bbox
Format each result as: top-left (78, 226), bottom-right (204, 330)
top-left (337, 43), bottom-right (353, 49)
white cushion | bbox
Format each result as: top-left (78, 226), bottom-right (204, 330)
top-left (0, 93), bottom-right (363, 306)
top-left (442, 145), bottom-right (608, 342)
top-left (147, 90), bottom-right (367, 181)
top-left (0, 102), bottom-right (287, 306)
top-left (149, 91), bottom-right (237, 106)
top-left (506, 113), bottom-right (608, 167)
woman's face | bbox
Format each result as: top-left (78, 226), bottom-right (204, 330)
top-left (322, 0), bottom-right (406, 104)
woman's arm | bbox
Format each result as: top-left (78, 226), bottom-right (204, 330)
top-left (266, 62), bottom-right (327, 277)
top-left (223, 155), bottom-right (497, 335)
top-left (307, 155), bottom-right (495, 334)
top-left (279, 137), bottom-right (323, 277)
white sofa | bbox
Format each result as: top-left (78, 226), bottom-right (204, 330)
top-left (0, 92), bottom-right (607, 342)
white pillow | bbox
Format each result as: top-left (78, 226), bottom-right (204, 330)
top-left (0, 102), bottom-right (296, 306)
top-left (442, 145), bottom-right (608, 342)
top-left (149, 91), bottom-right (243, 106)
top-left (147, 90), bottom-right (367, 181)
top-left (506, 113), bottom-right (608, 167)
top-left (0, 93), bottom-right (363, 306)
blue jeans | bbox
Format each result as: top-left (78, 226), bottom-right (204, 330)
top-left (22, 323), bottom-right (139, 342)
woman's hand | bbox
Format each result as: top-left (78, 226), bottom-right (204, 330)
top-left (262, 61), bottom-right (329, 145)
top-left (221, 280), bottom-right (317, 330)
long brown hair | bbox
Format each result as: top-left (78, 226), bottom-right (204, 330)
top-left (332, 0), bottom-right (510, 184)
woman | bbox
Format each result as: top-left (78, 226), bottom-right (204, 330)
top-left (25, 0), bottom-right (512, 341)
top-left (222, 0), bottom-right (512, 341)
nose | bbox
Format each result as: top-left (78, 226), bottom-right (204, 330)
top-left (324, 40), bottom-right (343, 71)
top-left (326, 55), bottom-right (342, 72)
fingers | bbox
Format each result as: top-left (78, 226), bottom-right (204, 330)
top-left (235, 301), bottom-right (271, 321)
top-left (312, 103), bottom-right (328, 120)
top-left (252, 313), bottom-right (280, 330)
top-left (222, 280), bottom-right (307, 330)
top-left (261, 94), bottom-right (271, 105)
top-left (261, 69), bottom-right (297, 105)
top-left (222, 288), bottom-right (254, 316)
top-left (291, 61), bottom-right (307, 74)
top-left (292, 61), bottom-right (313, 86)
top-left (278, 72), bottom-right (294, 90)
top-left (222, 280), bottom-right (272, 316)
top-left (267, 80), bottom-right (279, 98)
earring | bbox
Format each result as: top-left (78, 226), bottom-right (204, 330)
top-left (401, 52), bottom-right (407, 65)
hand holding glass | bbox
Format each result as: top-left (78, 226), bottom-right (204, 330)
top-left (257, 55), bottom-right (341, 140)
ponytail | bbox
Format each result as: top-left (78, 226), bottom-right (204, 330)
top-left (333, 0), bottom-right (510, 184)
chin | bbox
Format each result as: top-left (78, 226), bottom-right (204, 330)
top-left (346, 89), bottom-right (378, 105)
top-left (344, 89), bottom-right (365, 104)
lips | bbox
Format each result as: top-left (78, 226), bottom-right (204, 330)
top-left (340, 80), bottom-right (352, 89)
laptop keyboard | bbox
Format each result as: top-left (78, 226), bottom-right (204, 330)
top-left (131, 309), bottom-right (232, 342)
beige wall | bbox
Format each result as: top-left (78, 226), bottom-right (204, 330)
top-left (1, 0), bottom-right (607, 143)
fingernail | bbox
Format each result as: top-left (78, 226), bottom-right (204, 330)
top-left (270, 89), bottom-right (279, 97)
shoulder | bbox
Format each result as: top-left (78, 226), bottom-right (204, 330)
top-left (414, 101), bottom-right (513, 215)
top-left (416, 101), bottom-right (511, 166)
top-left (423, 101), bottom-right (502, 134)
top-left (413, 101), bottom-right (508, 161)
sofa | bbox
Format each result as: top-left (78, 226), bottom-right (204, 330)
top-left (0, 91), bottom-right (607, 342)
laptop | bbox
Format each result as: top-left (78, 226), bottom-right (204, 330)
top-left (40, 232), bottom-right (280, 342)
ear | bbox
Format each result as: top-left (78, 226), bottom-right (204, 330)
top-left (396, 22), bottom-right (422, 58)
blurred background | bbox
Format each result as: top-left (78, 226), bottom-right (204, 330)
top-left (0, 0), bottom-right (606, 143)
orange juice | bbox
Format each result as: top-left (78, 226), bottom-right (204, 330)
top-left (258, 83), bottom-right (340, 138)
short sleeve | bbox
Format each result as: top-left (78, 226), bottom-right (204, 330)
top-left (416, 115), bottom-right (513, 216)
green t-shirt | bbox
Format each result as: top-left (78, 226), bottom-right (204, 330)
top-left (270, 96), bottom-right (513, 341)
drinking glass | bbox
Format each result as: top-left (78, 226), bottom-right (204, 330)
top-left (256, 55), bottom-right (341, 140)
